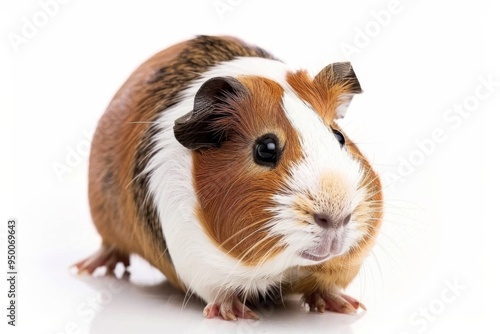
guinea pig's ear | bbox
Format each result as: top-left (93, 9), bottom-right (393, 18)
top-left (173, 76), bottom-right (248, 150)
top-left (313, 62), bottom-right (362, 119)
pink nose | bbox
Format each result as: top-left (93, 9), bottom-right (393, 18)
top-left (313, 213), bottom-right (351, 229)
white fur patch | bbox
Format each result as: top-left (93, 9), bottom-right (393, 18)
top-left (267, 94), bottom-right (366, 266)
top-left (147, 57), bottom-right (300, 303)
top-left (147, 56), bottom-right (366, 303)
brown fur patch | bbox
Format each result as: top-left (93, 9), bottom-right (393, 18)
top-left (283, 68), bottom-right (383, 295)
top-left (286, 140), bottom-right (383, 294)
top-left (192, 76), bottom-right (302, 266)
top-left (88, 36), bottom-right (277, 290)
top-left (286, 70), bottom-right (354, 124)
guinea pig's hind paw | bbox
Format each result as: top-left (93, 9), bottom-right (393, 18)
top-left (71, 246), bottom-right (130, 277)
top-left (304, 291), bottom-right (366, 315)
top-left (203, 298), bottom-right (259, 320)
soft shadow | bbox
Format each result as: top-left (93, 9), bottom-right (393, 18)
top-left (75, 274), bottom-right (358, 334)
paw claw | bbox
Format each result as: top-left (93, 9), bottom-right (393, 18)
top-left (203, 304), bottom-right (220, 319)
top-left (72, 246), bottom-right (129, 277)
top-left (304, 291), bottom-right (365, 315)
top-left (244, 310), bottom-right (259, 320)
top-left (316, 295), bottom-right (326, 313)
top-left (204, 295), bottom-right (259, 320)
top-left (221, 309), bottom-right (237, 321)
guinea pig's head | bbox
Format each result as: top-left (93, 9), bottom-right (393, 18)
top-left (174, 62), bottom-right (382, 268)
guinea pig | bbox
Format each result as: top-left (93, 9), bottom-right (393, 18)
top-left (73, 35), bottom-right (383, 320)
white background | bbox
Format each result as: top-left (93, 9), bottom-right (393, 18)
top-left (1, 0), bottom-right (499, 333)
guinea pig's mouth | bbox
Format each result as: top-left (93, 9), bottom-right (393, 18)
top-left (300, 232), bottom-right (345, 262)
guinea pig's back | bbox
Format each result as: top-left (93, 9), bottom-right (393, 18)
top-left (88, 40), bottom-right (188, 258)
top-left (88, 36), bottom-right (275, 283)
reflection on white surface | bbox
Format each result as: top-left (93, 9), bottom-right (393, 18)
top-left (72, 263), bottom-right (362, 334)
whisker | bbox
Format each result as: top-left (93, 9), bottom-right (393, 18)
top-left (219, 218), bottom-right (270, 248)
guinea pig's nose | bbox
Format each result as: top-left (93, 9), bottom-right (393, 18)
top-left (313, 213), bottom-right (351, 229)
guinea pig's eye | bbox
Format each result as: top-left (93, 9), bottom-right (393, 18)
top-left (254, 134), bottom-right (279, 167)
top-left (332, 128), bottom-right (345, 147)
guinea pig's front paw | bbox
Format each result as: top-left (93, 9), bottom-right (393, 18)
top-left (303, 291), bottom-right (366, 315)
top-left (203, 295), bottom-right (259, 320)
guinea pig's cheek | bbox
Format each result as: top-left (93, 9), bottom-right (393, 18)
top-left (334, 230), bottom-right (352, 256)
top-left (341, 220), bottom-right (366, 252)
top-left (339, 229), bottom-right (355, 254)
